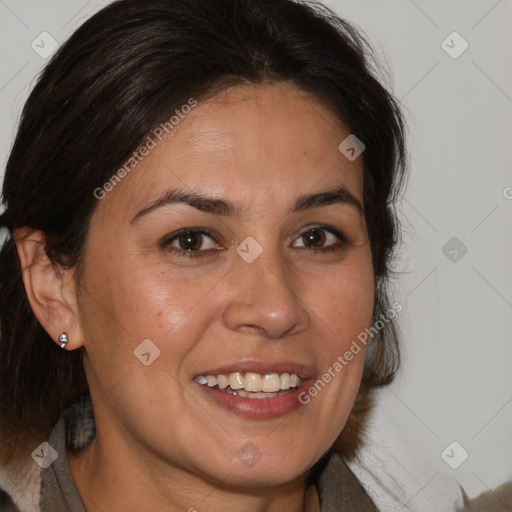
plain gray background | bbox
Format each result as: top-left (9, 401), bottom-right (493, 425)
top-left (1, 0), bottom-right (511, 501)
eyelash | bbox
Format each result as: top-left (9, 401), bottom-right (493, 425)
top-left (162, 225), bottom-right (348, 259)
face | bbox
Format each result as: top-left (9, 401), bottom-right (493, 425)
top-left (75, 82), bottom-right (374, 488)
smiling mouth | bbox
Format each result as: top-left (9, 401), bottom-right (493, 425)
top-left (194, 372), bottom-right (303, 399)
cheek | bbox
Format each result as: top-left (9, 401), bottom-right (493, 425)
top-left (78, 254), bottom-right (228, 383)
top-left (85, 249), bottom-right (210, 330)
top-left (310, 257), bottom-right (375, 346)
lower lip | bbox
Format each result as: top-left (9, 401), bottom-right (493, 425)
top-left (195, 381), bottom-right (314, 419)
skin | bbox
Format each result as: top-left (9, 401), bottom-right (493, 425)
top-left (15, 82), bottom-right (375, 511)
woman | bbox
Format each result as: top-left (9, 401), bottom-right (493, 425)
top-left (0, 0), bottom-right (411, 510)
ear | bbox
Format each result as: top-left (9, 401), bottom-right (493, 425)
top-left (13, 227), bottom-right (84, 351)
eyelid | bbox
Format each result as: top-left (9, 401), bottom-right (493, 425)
top-left (161, 228), bottom-right (225, 258)
top-left (291, 224), bottom-right (348, 246)
top-left (163, 227), bottom-right (222, 243)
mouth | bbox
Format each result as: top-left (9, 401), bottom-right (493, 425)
top-left (194, 372), bottom-right (303, 399)
top-left (193, 363), bottom-right (315, 419)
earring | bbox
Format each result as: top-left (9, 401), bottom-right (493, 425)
top-left (58, 332), bottom-right (69, 349)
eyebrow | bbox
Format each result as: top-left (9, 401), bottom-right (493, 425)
top-left (130, 184), bottom-right (364, 225)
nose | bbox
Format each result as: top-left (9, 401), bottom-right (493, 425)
top-left (222, 248), bottom-right (310, 339)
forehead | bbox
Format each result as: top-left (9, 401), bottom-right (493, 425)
top-left (94, 82), bottom-right (363, 224)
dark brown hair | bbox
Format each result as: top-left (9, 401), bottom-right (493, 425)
top-left (0, 0), bottom-right (406, 461)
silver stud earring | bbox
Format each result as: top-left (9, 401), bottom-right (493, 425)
top-left (58, 332), bottom-right (68, 349)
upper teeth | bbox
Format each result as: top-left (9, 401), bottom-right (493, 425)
top-left (195, 372), bottom-right (302, 393)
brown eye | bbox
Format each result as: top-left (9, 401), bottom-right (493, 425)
top-left (302, 228), bottom-right (326, 248)
top-left (177, 231), bottom-right (204, 251)
top-left (292, 225), bottom-right (347, 252)
top-left (163, 229), bottom-right (221, 258)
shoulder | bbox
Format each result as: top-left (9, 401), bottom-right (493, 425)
top-left (457, 481), bottom-right (512, 512)
top-left (0, 444), bottom-right (42, 512)
top-left (0, 395), bottom-right (94, 512)
top-left (317, 451), bottom-right (379, 511)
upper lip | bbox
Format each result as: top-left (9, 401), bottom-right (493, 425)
top-left (194, 360), bottom-right (316, 379)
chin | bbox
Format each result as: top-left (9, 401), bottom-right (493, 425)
top-left (214, 463), bottom-right (308, 490)
top-left (197, 443), bottom-right (321, 490)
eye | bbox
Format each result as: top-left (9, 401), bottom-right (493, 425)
top-left (162, 229), bottom-right (222, 257)
top-left (292, 225), bottom-right (347, 252)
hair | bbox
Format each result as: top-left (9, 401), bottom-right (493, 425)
top-left (0, 0), bottom-right (407, 463)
